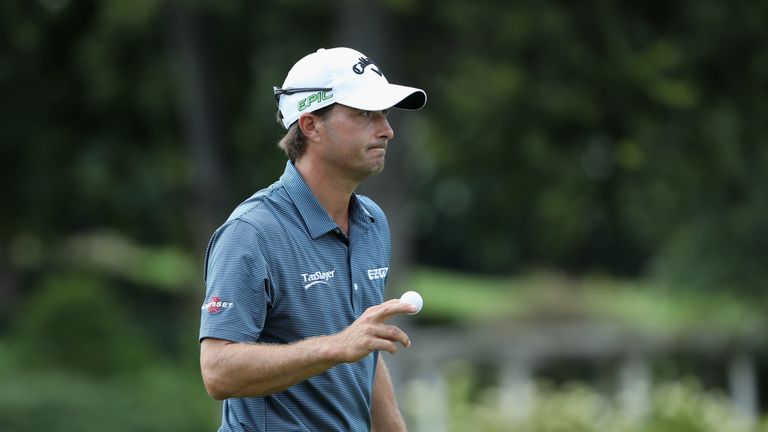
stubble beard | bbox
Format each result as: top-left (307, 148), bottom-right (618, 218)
top-left (327, 128), bottom-right (387, 181)
top-left (364, 143), bottom-right (388, 178)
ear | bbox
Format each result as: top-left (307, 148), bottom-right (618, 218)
top-left (298, 113), bottom-right (323, 142)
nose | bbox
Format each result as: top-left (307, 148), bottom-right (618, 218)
top-left (376, 112), bottom-right (394, 140)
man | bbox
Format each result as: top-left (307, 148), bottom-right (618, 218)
top-left (199, 47), bottom-right (427, 431)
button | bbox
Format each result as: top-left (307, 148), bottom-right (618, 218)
top-left (353, 283), bottom-right (358, 291)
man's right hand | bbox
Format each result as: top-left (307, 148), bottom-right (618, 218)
top-left (331, 299), bottom-right (417, 363)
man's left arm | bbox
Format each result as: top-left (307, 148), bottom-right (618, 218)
top-left (371, 357), bottom-right (407, 431)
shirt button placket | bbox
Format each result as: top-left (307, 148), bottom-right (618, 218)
top-left (349, 248), bottom-right (362, 316)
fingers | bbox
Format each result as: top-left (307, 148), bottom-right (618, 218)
top-left (344, 321), bottom-right (411, 356)
top-left (370, 339), bottom-right (399, 354)
top-left (372, 324), bottom-right (411, 348)
top-left (365, 299), bottom-right (418, 323)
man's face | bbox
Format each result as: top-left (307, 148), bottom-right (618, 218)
top-left (318, 104), bottom-right (395, 181)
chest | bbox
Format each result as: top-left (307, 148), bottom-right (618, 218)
top-left (264, 228), bottom-right (389, 340)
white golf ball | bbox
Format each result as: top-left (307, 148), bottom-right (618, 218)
top-left (399, 291), bottom-right (423, 314)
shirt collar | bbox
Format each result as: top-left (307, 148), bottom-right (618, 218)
top-left (280, 161), bottom-right (374, 239)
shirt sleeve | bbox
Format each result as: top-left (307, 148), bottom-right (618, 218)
top-left (199, 219), bottom-right (270, 343)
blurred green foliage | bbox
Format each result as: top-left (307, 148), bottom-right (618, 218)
top-left (13, 273), bottom-right (152, 374)
top-left (3, 0), bottom-right (767, 288)
top-left (393, 0), bottom-right (768, 292)
top-left (404, 365), bottom-right (768, 432)
top-left (0, 271), bottom-right (216, 430)
top-left (0, 368), bottom-right (218, 431)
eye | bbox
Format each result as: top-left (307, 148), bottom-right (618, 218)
top-left (360, 110), bottom-right (371, 117)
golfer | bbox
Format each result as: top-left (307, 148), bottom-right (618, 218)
top-left (199, 47), bottom-right (427, 431)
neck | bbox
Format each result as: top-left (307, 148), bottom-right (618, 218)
top-left (294, 158), bottom-right (358, 233)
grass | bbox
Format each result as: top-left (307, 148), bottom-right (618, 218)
top-left (406, 267), bottom-right (767, 336)
top-left (406, 267), bottom-right (530, 322)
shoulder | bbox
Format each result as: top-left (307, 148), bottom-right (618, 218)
top-left (226, 183), bottom-right (288, 233)
top-left (207, 218), bottom-right (264, 260)
top-left (208, 187), bottom-right (284, 252)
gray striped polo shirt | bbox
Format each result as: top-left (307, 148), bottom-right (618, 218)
top-left (200, 161), bottom-right (391, 431)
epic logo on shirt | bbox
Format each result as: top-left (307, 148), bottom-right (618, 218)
top-left (302, 269), bottom-right (336, 289)
top-left (367, 267), bottom-right (388, 280)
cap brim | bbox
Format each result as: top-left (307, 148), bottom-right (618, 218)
top-left (338, 83), bottom-right (426, 112)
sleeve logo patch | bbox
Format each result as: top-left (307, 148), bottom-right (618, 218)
top-left (202, 296), bottom-right (234, 314)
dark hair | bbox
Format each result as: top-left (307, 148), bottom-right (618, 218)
top-left (276, 104), bottom-right (336, 162)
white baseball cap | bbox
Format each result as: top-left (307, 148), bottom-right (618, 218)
top-left (275, 47), bottom-right (427, 129)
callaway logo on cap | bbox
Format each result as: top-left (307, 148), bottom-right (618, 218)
top-left (274, 47), bottom-right (427, 129)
